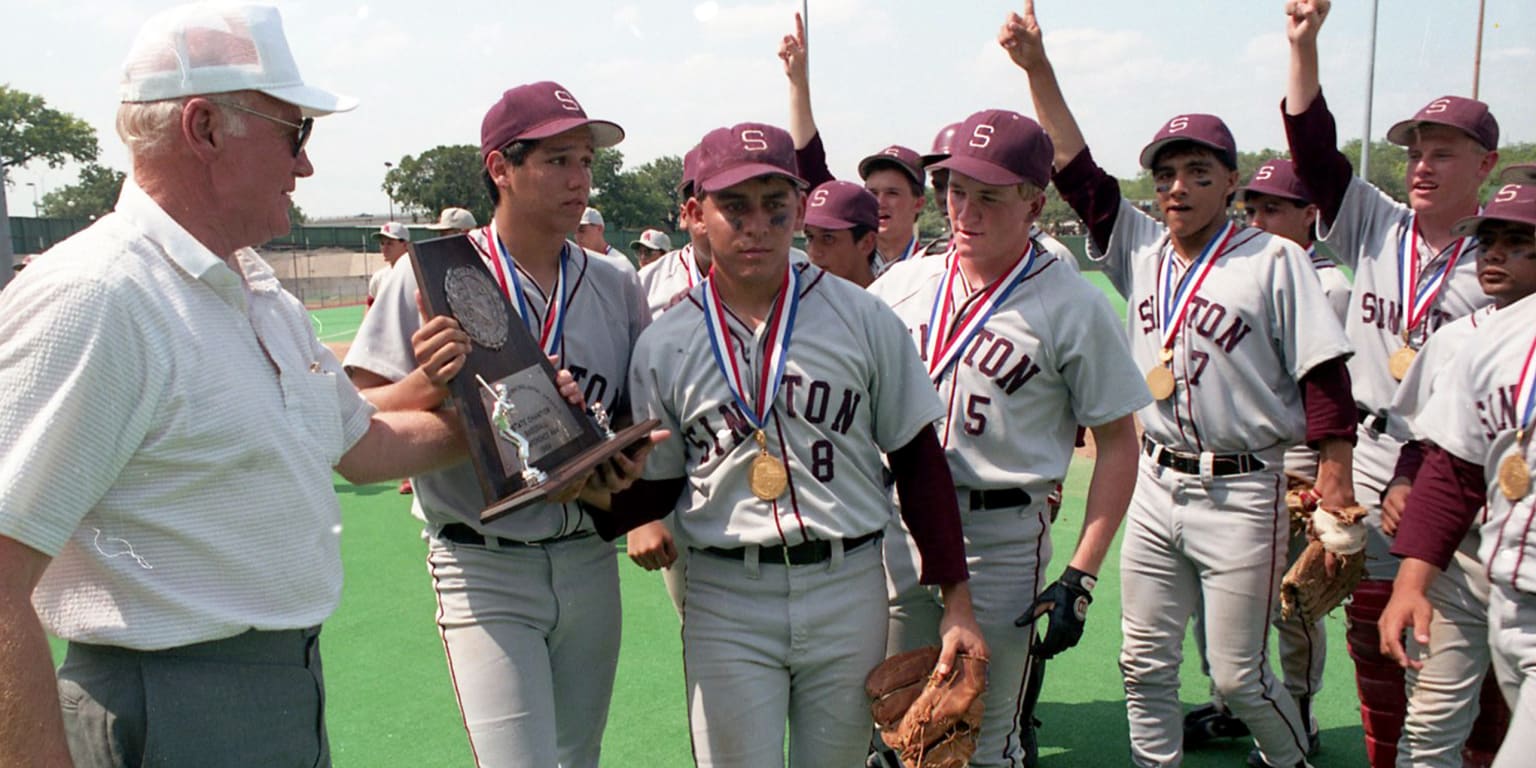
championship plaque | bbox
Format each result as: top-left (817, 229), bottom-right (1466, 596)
top-left (411, 234), bottom-right (659, 523)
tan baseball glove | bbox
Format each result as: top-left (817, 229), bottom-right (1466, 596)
top-left (1280, 504), bottom-right (1369, 622)
top-left (865, 646), bottom-right (988, 768)
top-left (1285, 474), bottom-right (1322, 539)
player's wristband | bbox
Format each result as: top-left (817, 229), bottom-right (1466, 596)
top-left (1061, 566), bottom-right (1096, 592)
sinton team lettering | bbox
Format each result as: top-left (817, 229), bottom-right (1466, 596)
top-left (1477, 383), bottom-right (1519, 442)
top-left (1358, 292), bottom-right (1453, 335)
top-left (679, 376), bottom-right (863, 479)
top-left (1134, 295), bottom-right (1255, 387)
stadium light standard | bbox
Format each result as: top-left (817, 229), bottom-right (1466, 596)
top-left (26, 182), bottom-right (38, 216)
top-left (383, 161), bottom-right (395, 223)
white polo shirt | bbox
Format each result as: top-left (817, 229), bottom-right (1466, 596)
top-left (0, 180), bottom-right (374, 650)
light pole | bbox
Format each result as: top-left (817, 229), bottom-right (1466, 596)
top-left (26, 182), bottom-right (38, 216)
top-left (383, 161), bottom-right (395, 223)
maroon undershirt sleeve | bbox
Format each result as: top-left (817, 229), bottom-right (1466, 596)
top-left (591, 476), bottom-right (687, 541)
top-left (1051, 147), bottom-right (1123, 256)
top-left (889, 424), bottom-right (969, 585)
top-left (1389, 445), bottom-right (1487, 569)
top-left (794, 132), bottom-right (836, 189)
top-left (1393, 440), bottom-right (1427, 484)
top-left (1281, 91), bottom-right (1354, 228)
top-left (1299, 356), bottom-right (1357, 447)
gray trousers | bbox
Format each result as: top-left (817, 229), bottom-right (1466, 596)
top-left (58, 627), bottom-right (328, 768)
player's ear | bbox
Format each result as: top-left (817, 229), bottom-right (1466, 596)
top-left (1303, 203), bottom-right (1320, 230)
top-left (793, 187), bottom-right (808, 232)
top-left (1478, 149), bottom-right (1500, 179)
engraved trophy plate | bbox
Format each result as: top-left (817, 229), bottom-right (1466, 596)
top-left (445, 266), bottom-right (509, 350)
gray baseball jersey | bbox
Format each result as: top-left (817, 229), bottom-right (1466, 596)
top-left (1097, 200), bottom-right (1353, 453)
top-left (638, 244), bottom-right (809, 320)
top-left (869, 251), bottom-right (1147, 489)
top-left (1414, 293), bottom-right (1536, 593)
top-left (629, 261), bottom-right (942, 547)
top-left (346, 234), bottom-right (648, 541)
top-left (1321, 177), bottom-right (1493, 419)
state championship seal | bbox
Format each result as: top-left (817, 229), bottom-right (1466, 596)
top-left (445, 266), bottom-right (509, 350)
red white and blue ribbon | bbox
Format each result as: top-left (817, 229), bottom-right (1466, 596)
top-left (1156, 222), bottom-right (1237, 354)
top-left (1514, 331), bottom-right (1536, 439)
top-left (484, 225), bottom-right (570, 358)
top-left (924, 244), bottom-right (1038, 383)
top-left (1398, 217), bottom-right (1471, 339)
top-left (702, 267), bottom-right (801, 430)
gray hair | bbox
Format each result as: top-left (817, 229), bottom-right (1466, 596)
top-left (116, 92), bottom-right (252, 159)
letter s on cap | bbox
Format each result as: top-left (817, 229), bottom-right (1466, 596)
top-left (969, 124), bottom-right (994, 149)
top-left (742, 130), bottom-right (769, 152)
top-left (553, 90), bottom-right (582, 112)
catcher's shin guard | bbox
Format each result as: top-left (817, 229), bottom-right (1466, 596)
top-left (1346, 579), bottom-right (1404, 768)
top-left (1461, 665), bottom-right (1511, 768)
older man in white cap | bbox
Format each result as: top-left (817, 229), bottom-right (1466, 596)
top-left (425, 206), bottom-right (478, 235)
top-left (0, 5), bottom-right (468, 766)
top-left (576, 205), bottom-right (636, 275)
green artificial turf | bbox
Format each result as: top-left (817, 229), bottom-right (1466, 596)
top-left (310, 462), bottom-right (1366, 766)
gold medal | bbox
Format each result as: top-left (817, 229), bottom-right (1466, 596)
top-left (1499, 453), bottom-right (1531, 501)
top-left (748, 430), bottom-right (788, 500)
top-left (1389, 347), bottom-right (1417, 381)
top-left (1146, 366), bottom-right (1176, 401)
top-left (1158, 347), bottom-right (1174, 365)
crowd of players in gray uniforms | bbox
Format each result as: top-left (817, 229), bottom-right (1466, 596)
top-left (3, 2), bottom-right (1536, 768)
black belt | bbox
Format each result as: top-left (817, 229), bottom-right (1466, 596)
top-left (967, 488), bottom-right (1033, 510)
top-left (701, 531), bottom-right (883, 566)
top-left (437, 523), bottom-right (595, 548)
top-left (1142, 437), bottom-right (1265, 476)
top-left (1358, 407), bottom-right (1388, 434)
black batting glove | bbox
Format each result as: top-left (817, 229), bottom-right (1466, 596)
top-left (1016, 566), bottom-right (1096, 659)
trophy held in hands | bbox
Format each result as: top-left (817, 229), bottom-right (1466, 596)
top-left (412, 234), bottom-right (659, 524)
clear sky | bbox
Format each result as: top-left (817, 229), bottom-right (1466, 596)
top-left (3, 0), bottom-right (1532, 219)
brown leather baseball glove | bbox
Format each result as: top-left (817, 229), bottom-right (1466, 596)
top-left (865, 646), bottom-right (988, 768)
top-left (1280, 505), bottom-right (1369, 622)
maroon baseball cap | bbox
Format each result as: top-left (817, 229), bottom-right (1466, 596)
top-left (929, 109), bottom-right (1053, 189)
top-left (694, 123), bottom-right (806, 193)
top-left (1386, 96), bottom-right (1498, 151)
top-left (1239, 158), bottom-right (1313, 205)
top-left (804, 180), bottom-right (879, 231)
top-left (1499, 163), bottom-right (1536, 185)
top-left (858, 145), bottom-right (924, 187)
top-left (1451, 184), bottom-right (1536, 238)
top-left (480, 81), bottom-right (624, 160)
top-left (921, 122), bottom-right (963, 169)
top-left (678, 144), bottom-right (701, 197)
top-left (1138, 114), bottom-right (1237, 171)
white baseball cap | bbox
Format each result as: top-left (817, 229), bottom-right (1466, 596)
top-left (579, 207), bottom-right (605, 227)
top-left (120, 3), bottom-right (357, 117)
top-left (426, 207), bottom-right (478, 231)
top-left (630, 229), bottom-right (673, 252)
top-left (371, 222), bottom-right (409, 241)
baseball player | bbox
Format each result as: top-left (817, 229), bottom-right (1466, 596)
top-left (592, 121), bottom-right (986, 767)
top-left (1005, 4), bottom-right (1358, 766)
top-left (345, 81), bottom-right (649, 768)
top-left (868, 108), bottom-right (1148, 768)
top-left (631, 229), bottom-right (672, 269)
top-left (1185, 158), bottom-right (1351, 753)
top-left (922, 120), bottom-right (1083, 276)
top-left (1284, 3), bottom-right (1502, 764)
top-left (803, 179), bottom-right (880, 287)
top-left (1373, 187), bottom-right (1536, 767)
top-left (577, 206), bottom-right (637, 275)
top-left (778, 15), bottom-right (925, 277)
top-left (1378, 183), bottom-right (1536, 768)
